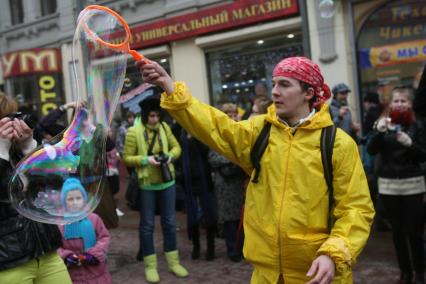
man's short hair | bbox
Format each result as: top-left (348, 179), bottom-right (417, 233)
top-left (299, 81), bottom-right (317, 108)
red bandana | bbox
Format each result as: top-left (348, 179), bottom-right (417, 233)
top-left (272, 57), bottom-right (331, 108)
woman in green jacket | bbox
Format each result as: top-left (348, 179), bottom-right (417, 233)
top-left (123, 93), bottom-right (188, 283)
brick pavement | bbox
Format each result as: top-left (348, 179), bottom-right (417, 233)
top-left (107, 208), bottom-right (401, 284)
top-left (108, 170), bottom-right (402, 283)
top-left (108, 210), bottom-right (252, 284)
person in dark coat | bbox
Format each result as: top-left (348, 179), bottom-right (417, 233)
top-left (361, 92), bottom-right (390, 232)
top-left (176, 126), bottom-right (217, 260)
top-left (330, 83), bottom-right (361, 142)
top-left (35, 101), bottom-right (75, 143)
top-left (361, 92), bottom-right (382, 194)
top-left (414, 65), bottom-right (426, 120)
top-left (413, 65), bottom-right (426, 278)
top-left (367, 86), bottom-right (426, 284)
top-left (0, 92), bottom-right (72, 283)
top-left (362, 92), bottom-right (382, 134)
top-left (208, 103), bottom-right (245, 262)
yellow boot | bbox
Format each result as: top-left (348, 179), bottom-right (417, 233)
top-left (164, 250), bottom-right (189, 278)
top-left (143, 254), bottom-right (160, 283)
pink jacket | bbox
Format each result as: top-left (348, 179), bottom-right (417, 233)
top-left (58, 213), bottom-right (112, 284)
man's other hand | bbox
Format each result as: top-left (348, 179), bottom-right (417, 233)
top-left (306, 255), bottom-right (335, 284)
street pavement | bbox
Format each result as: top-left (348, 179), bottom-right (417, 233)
top-left (108, 175), bottom-right (401, 283)
top-left (108, 210), bottom-right (253, 284)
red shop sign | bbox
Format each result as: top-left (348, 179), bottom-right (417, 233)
top-left (125, 0), bottom-right (299, 49)
top-left (2, 48), bottom-right (62, 78)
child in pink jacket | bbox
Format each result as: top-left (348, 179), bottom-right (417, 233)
top-left (57, 177), bottom-right (112, 284)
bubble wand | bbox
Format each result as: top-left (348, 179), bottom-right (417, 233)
top-left (81, 5), bottom-right (151, 62)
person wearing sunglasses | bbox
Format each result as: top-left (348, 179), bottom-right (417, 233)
top-left (0, 92), bottom-right (72, 284)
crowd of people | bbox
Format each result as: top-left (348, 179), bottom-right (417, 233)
top-left (0, 54), bottom-right (425, 284)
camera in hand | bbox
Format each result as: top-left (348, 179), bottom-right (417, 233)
top-left (155, 152), bottom-right (172, 182)
top-left (7, 112), bottom-right (37, 129)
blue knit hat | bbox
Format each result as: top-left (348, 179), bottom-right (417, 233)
top-left (61, 177), bottom-right (96, 251)
top-left (61, 177), bottom-right (88, 210)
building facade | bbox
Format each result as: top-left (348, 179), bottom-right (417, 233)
top-left (356, 0), bottom-right (426, 105)
top-left (0, 0), bottom-right (75, 117)
top-left (60, 0), bottom-right (305, 111)
top-left (1, 0), bottom-right (422, 127)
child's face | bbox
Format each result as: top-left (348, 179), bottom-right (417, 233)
top-left (390, 92), bottom-right (412, 112)
top-left (66, 190), bottom-right (84, 212)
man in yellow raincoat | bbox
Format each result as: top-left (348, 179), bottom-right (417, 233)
top-left (137, 56), bottom-right (375, 284)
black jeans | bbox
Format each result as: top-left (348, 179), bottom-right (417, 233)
top-left (107, 175), bottom-right (120, 195)
top-left (223, 220), bottom-right (243, 257)
top-left (381, 193), bottom-right (425, 275)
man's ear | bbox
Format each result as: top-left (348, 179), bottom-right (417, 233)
top-left (305, 87), bottom-right (315, 102)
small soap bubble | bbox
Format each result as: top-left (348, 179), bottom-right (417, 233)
top-left (319, 0), bottom-right (335, 19)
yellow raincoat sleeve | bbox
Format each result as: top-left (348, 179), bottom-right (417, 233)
top-left (160, 81), bottom-right (254, 174)
top-left (316, 130), bottom-right (375, 272)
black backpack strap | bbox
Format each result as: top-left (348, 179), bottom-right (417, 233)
top-left (147, 131), bottom-right (158, 155)
top-left (250, 122), bottom-right (271, 183)
top-left (320, 125), bottom-right (337, 231)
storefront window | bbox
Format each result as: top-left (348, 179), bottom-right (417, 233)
top-left (10, 0), bottom-right (24, 25)
top-left (206, 35), bottom-right (303, 110)
top-left (11, 76), bottom-right (37, 106)
top-left (358, 0), bottom-right (426, 105)
top-left (41, 0), bottom-right (57, 16)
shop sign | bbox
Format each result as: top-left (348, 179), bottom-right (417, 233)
top-left (1, 48), bottom-right (61, 78)
top-left (1, 48), bottom-right (62, 116)
top-left (366, 2), bottom-right (426, 42)
top-left (360, 39), bottom-right (426, 69)
top-left (38, 74), bottom-right (61, 116)
top-left (109, 0), bottom-right (298, 49)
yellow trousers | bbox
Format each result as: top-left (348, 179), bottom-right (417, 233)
top-left (0, 252), bottom-right (71, 284)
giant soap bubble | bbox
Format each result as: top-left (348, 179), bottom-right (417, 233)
top-left (9, 6), bottom-right (129, 224)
